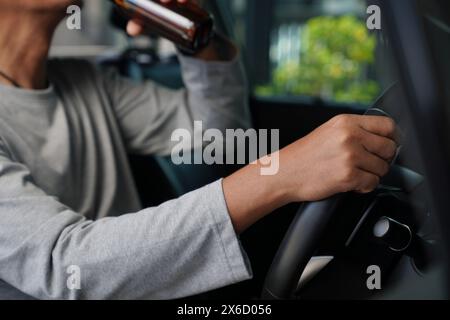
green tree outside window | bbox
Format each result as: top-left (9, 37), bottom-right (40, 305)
top-left (256, 15), bottom-right (380, 104)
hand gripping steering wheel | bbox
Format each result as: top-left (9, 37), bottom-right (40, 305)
top-left (262, 85), bottom-right (403, 299)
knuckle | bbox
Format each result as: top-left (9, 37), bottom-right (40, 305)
top-left (338, 128), bottom-right (358, 146)
top-left (388, 140), bottom-right (398, 157)
top-left (384, 117), bottom-right (396, 134)
top-left (334, 114), bottom-right (353, 128)
top-left (380, 140), bottom-right (397, 160)
top-left (361, 176), bottom-right (380, 193)
top-left (371, 176), bottom-right (381, 189)
top-left (343, 149), bottom-right (358, 166)
top-left (380, 161), bottom-right (390, 176)
top-left (340, 167), bottom-right (357, 185)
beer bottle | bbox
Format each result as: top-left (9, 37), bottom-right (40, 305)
top-left (111, 0), bottom-right (214, 54)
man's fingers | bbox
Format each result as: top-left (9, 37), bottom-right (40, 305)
top-left (358, 115), bottom-right (399, 142)
top-left (354, 146), bottom-right (391, 178)
top-left (126, 20), bottom-right (144, 36)
top-left (360, 129), bottom-right (398, 161)
top-left (354, 170), bottom-right (381, 194)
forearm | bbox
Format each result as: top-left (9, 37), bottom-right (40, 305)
top-left (223, 114), bottom-right (399, 235)
top-left (223, 159), bottom-right (290, 234)
top-left (178, 41), bottom-right (251, 132)
top-left (0, 150), bottom-right (252, 299)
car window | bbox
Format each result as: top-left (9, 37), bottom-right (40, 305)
top-left (219, 0), bottom-right (382, 106)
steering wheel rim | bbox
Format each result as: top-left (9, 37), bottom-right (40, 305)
top-left (261, 195), bottom-right (344, 299)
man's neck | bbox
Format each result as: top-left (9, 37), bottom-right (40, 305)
top-left (0, 11), bottom-right (61, 90)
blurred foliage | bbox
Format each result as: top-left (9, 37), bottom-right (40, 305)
top-left (256, 15), bottom-right (380, 104)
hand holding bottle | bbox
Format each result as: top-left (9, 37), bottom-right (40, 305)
top-left (118, 0), bottom-right (236, 61)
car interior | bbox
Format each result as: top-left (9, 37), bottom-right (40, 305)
top-left (50, 0), bottom-right (450, 299)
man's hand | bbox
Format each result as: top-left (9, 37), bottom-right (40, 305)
top-left (277, 114), bottom-right (398, 202)
top-left (223, 115), bottom-right (399, 234)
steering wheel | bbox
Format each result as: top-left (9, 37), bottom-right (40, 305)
top-left (262, 195), bottom-right (346, 299)
top-left (262, 86), bottom-right (410, 300)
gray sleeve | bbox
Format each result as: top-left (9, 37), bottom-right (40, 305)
top-left (0, 141), bottom-right (252, 300)
top-left (102, 54), bottom-right (251, 156)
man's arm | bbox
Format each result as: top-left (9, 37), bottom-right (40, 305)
top-left (223, 115), bottom-right (399, 233)
top-left (0, 139), bottom-right (251, 300)
top-left (102, 42), bottom-right (249, 156)
top-left (114, 0), bottom-right (249, 156)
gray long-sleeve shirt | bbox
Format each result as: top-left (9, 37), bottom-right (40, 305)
top-left (0, 54), bottom-right (252, 299)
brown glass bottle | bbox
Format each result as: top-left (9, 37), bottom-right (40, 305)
top-left (111, 0), bottom-right (214, 54)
